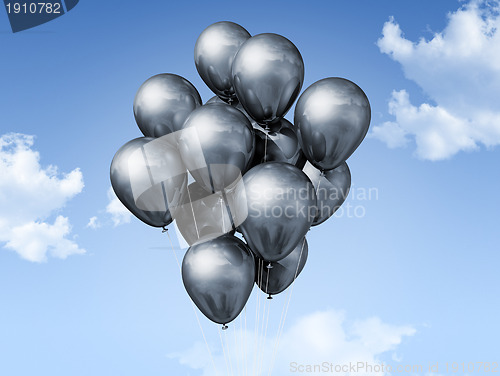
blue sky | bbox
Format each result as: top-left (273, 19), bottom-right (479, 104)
top-left (1, 1), bottom-right (499, 375)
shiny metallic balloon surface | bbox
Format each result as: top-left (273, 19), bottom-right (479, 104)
top-left (178, 103), bottom-right (255, 193)
top-left (250, 118), bottom-right (306, 169)
top-left (206, 95), bottom-right (256, 127)
top-left (134, 73), bottom-right (202, 137)
top-left (256, 237), bottom-right (308, 295)
top-left (195, 21), bottom-right (251, 102)
top-left (295, 77), bottom-right (370, 171)
top-left (174, 181), bottom-right (235, 245)
top-left (303, 161), bottom-right (351, 226)
top-left (232, 33), bottom-right (304, 125)
top-left (110, 137), bottom-right (187, 227)
top-left (236, 162), bottom-right (316, 262)
top-left (182, 235), bottom-right (255, 325)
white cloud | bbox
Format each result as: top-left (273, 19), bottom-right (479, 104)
top-left (373, 0), bottom-right (500, 160)
top-left (169, 309), bottom-right (416, 376)
top-left (106, 187), bottom-right (132, 226)
top-left (6, 216), bottom-right (85, 263)
top-left (86, 216), bottom-right (100, 229)
top-left (0, 133), bottom-right (85, 262)
top-left (85, 188), bottom-right (132, 229)
top-left (370, 120), bottom-right (409, 149)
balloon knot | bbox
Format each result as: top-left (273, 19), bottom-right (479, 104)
top-left (266, 262), bottom-right (273, 269)
top-left (222, 324), bottom-right (228, 330)
top-left (162, 227), bottom-right (168, 233)
top-left (267, 294), bottom-right (273, 300)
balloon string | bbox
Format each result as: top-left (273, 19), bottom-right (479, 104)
top-left (244, 305), bottom-right (248, 376)
top-left (257, 259), bottom-right (266, 371)
top-left (237, 310), bottom-right (243, 376)
top-left (265, 266), bottom-right (270, 294)
top-left (255, 265), bottom-right (271, 375)
top-left (254, 293), bottom-right (266, 376)
top-left (258, 296), bottom-right (271, 376)
top-left (233, 324), bottom-right (239, 376)
top-left (225, 325), bottom-right (235, 376)
top-left (222, 190), bottom-right (237, 231)
top-left (267, 284), bottom-right (291, 376)
top-left (316, 174), bottom-right (322, 200)
top-left (140, 145), bottom-right (171, 213)
top-left (268, 238), bottom-right (307, 376)
top-left (264, 132), bottom-right (269, 163)
top-left (259, 295), bottom-right (267, 361)
top-left (235, 310), bottom-right (241, 376)
top-left (219, 328), bottom-right (231, 376)
top-left (221, 197), bottom-right (226, 234)
top-left (252, 261), bottom-right (259, 376)
top-left (141, 146), bottom-right (155, 186)
top-left (165, 230), bottom-right (219, 376)
top-left (185, 184), bottom-right (200, 239)
top-left (253, 259), bottom-right (263, 376)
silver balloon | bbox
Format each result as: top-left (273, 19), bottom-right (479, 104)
top-left (134, 73), bottom-right (202, 137)
top-left (174, 181), bottom-right (234, 245)
top-left (178, 103), bottom-right (254, 193)
top-left (295, 77), bottom-right (371, 171)
top-left (205, 95), bottom-right (227, 105)
top-left (195, 21), bottom-right (251, 102)
top-left (256, 237), bottom-right (308, 296)
top-left (207, 95), bottom-right (257, 128)
top-left (250, 118), bottom-right (306, 169)
top-left (232, 33), bottom-right (304, 126)
top-left (235, 162), bottom-right (317, 262)
top-left (303, 161), bottom-right (351, 226)
top-left (182, 235), bottom-right (255, 326)
top-left (110, 137), bottom-right (187, 228)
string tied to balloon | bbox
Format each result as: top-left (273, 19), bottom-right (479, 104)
top-left (266, 262), bottom-right (273, 269)
top-left (162, 226), bottom-right (168, 233)
top-left (263, 129), bottom-right (269, 162)
top-left (222, 324), bottom-right (228, 330)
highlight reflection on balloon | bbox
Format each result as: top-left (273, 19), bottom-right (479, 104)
top-left (295, 77), bottom-right (371, 171)
top-left (232, 33), bottom-right (304, 126)
top-left (182, 235), bottom-right (255, 326)
top-left (110, 137), bottom-right (187, 228)
top-left (235, 162), bottom-right (316, 262)
top-left (256, 237), bottom-right (308, 296)
top-left (134, 73), bottom-right (202, 138)
top-left (178, 103), bottom-right (255, 193)
top-left (195, 21), bottom-right (251, 102)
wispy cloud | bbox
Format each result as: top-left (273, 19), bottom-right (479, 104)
top-left (105, 187), bottom-right (132, 227)
top-left (86, 188), bottom-right (132, 229)
top-left (169, 309), bottom-right (416, 376)
top-left (0, 133), bottom-right (85, 262)
top-left (86, 216), bottom-right (100, 229)
top-left (373, 0), bottom-right (500, 160)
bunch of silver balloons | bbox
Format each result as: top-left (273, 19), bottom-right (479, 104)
top-left (110, 21), bottom-right (370, 329)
